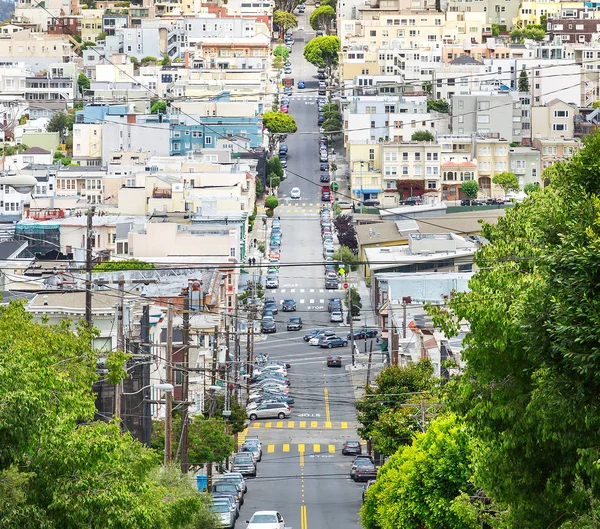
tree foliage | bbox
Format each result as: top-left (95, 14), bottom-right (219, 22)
top-left (510, 25), bottom-right (545, 42)
top-left (460, 180), bottom-right (479, 200)
top-left (94, 258), bottom-right (156, 271)
top-left (411, 130), bottom-right (435, 141)
top-left (46, 111), bottom-right (75, 143)
top-left (151, 100), bottom-right (167, 115)
top-left (361, 415), bottom-right (475, 529)
top-left (309, 5), bottom-right (335, 31)
top-left (518, 69), bottom-right (530, 92)
top-left (333, 214), bottom-right (358, 252)
top-left (262, 111), bottom-right (297, 152)
top-left (427, 99), bottom-right (450, 113)
top-left (429, 132), bottom-right (600, 528)
top-left (266, 156), bottom-right (284, 179)
top-left (332, 245), bottom-right (358, 272)
top-left (273, 10), bottom-right (297, 32)
top-left (355, 361), bottom-right (434, 445)
top-left (273, 44), bottom-right (290, 60)
top-left (303, 36), bottom-right (341, 76)
top-left (344, 286), bottom-right (362, 319)
top-left (77, 72), bottom-right (90, 94)
top-left (492, 171), bottom-right (519, 193)
top-left (265, 195), bottom-right (279, 210)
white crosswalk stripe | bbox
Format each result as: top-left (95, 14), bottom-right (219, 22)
top-left (300, 289), bottom-right (305, 293)
top-left (280, 289), bottom-right (286, 293)
top-left (320, 299), bottom-right (325, 303)
top-left (300, 299), bottom-right (305, 304)
top-left (310, 289), bottom-right (315, 293)
top-left (290, 289), bottom-right (295, 293)
top-left (309, 299), bottom-right (315, 304)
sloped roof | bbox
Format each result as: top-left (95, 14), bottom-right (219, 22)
top-left (450, 55), bottom-right (484, 66)
top-left (22, 147), bottom-right (51, 155)
top-left (441, 161), bottom-right (477, 168)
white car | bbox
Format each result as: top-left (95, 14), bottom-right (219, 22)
top-left (290, 187), bottom-right (301, 199)
top-left (246, 511), bottom-right (285, 529)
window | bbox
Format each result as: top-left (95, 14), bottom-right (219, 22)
top-left (370, 121), bottom-right (376, 128)
top-left (478, 146), bottom-right (491, 155)
top-left (402, 166), bottom-right (409, 175)
top-left (458, 100), bottom-right (464, 109)
top-left (384, 105), bottom-right (396, 113)
top-left (414, 152), bottom-right (420, 161)
top-left (494, 147), bottom-right (507, 156)
top-left (427, 180), bottom-right (437, 189)
top-left (369, 149), bottom-right (375, 161)
top-left (553, 123), bottom-right (568, 131)
top-left (205, 136), bottom-right (213, 145)
top-left (402, 152), bottom-right (409, 161)
top-left (426, 152), bottom-right (438, 161)
top-left (554, 110), bottom-right (569, 118)
top-left (384, 166), bottom-right (397, 176)
top-left (230, 247), bottom-right (236, 257)
top-left (478, 101), bottom-right (490, 110)
top-left (384, 152), bottom-right (398, 161)
top-left (479, 161), bottom-right (491, 170)
top-left (414, 165), bottom-right (421, 175)
top-left (370, 30), bottom-right (376, 36)
top-left (458, 115), bottom-right (464, 123)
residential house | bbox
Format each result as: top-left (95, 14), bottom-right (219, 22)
top-left (513, 0), bottom-right (585, 28)
top-left (192, 34), bottom-right (270, 70)
top-left (530, 62), bottom-right (581, 106)
top-left (173, 16), bottom-right (260, 53)
top-left (531, 98), bottom-right (577, 140)
top-left (0, 239), bottom-right (35, 292)
top-left (441, 160), bottom-right (478, 201)
top-left (474, 134), bottom-right (511, 197)
top-left (24, 63), bottom-right (77, 105)
top-left (445, 0), bottom-right (521, 28)
top-left (0, 30), bottom-right (74, 70)
top-left (509, 146), bottom-right (541, 187)
top-left (72, 122), bottom-right (103, 166)
top-left (80, 9), bottom-right (104, 44)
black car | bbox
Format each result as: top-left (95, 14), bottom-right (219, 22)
top-left (328, 297), bottom-right (343, 311)
top-left (318, 115), bottom-right (325, 125)
top-left (322, 192), bottom-right (331, 202)
top-left (261, 319), bottom-right (276, 334)
top-left (317, 72), bottom-right (326, 80)
top-left (362, 199), bottom-right (380, 207)
top-left (342, 441), bottom-right (362, 456)
top-left (264, 301), bottom-right (278, 314)
top-left (287, 317), bottom-right (303, 331)
top-left (325, 278), bottom-right (338, 289)
top-left (400, 196), bottom-right (422, 206)
top-left (348, 329), bottom-right (378, 339)
top-left (282, 299), bottom-right (296, 311)
top-left (320, 163), bottom-right (329, 171)
top-left (303, 329), bottom-right (320, 341)
top-left (319, 336), bottom-right (348, 348)
top-left (320, 173), bottom-right (330, 182)
top-left (327, 355), bottom-right (342, 367)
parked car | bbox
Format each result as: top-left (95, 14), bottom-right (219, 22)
top-left (320, 163), bottom-right (329, 171)
top-left (348, 329), bottom-right (378, 339)
top-left (287, 317), bottom-right (303, 330)
top-left (362, 199), bottom-right (380, 207)
top-left (230, 453), bottom-right (257, 477)
top-left (297, 81), bottom-right (306, 89)
top-left (246, 511), bottom-right (285, 529)
top-left (211, 482), bottom-right (244, 506)
top-left (209, 502), bottom-right (236, 529)
top-left (320, 173), bottom-right (330, 182)
top-left (330, 310), bottom-right (343, 323)
top-left (247, 402), bottom-right (291, 420)
top-left (342, 440), bottom-right (362, 456)
top-left (265, 276), bottom-right (279, 289)
top-left (327, 355), bottom-right (342, 367)
top-left (353, 462), bottom-right (378, 482)
top-left (212, 496), bottom-right (239, 521)
top-left (308, 329), bottom-right (336, 345)
top-left (219, 472), bottom-right (248, 493)
top-left (290, 187), bottom-right (301, 199)
top-left (400, 196), bottom-right (422, 206)
top-left (261, 318), bottom-right (276, 334)
top-left (239, 440), bottom-right (262, 462)
top-left (336, 200), bottom-right (353, 209)
top-left (328, 298), bottom-right (342, 312)
top-left (318, 336), bottom-right (348, 348)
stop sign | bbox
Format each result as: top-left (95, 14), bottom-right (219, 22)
top-left (343, 283), bottom-right (349, 289)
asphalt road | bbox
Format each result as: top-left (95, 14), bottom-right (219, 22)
top-left (239, 14), bottom-right (366, 529)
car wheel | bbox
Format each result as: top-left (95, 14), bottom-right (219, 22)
top-left (343, 341), bottom-right (348, 346)
top-left (249, 414), bottom-right (258, 421)
top-left (277, 412), bottom-right (286, 419)
top-left (328, 343), bottom-right (333, 348)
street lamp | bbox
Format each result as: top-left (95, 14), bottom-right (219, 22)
top-left (0, 172), bottom-right (37, 194)
top-left (122, 382), bottom-right (174, 396)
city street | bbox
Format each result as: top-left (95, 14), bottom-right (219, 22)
top-left (240, 12), bottom-right (366, 529)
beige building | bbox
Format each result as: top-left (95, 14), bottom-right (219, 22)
top-left (441, 160), bottom-right (478, 202)
top-left (72, 123), bottom-right (103, 166)
top-left (474, 135), bottom-right (511, 197)
top-left (531, 137), bottom-right (582, 171)
top-left (0, 30), bottom-right (73, 65)
top-left (531, 99), bottom-right (577, 140)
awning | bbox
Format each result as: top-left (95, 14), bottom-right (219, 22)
top-left (379, 339), bottom-right (388, 352)
top-left (352, 188), bottom-right (382, 195)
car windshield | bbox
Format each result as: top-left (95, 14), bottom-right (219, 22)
top-left (245, 440), bottom-right (259, 447)
top-left (251, 514), bottom-right (278, 523)
top-left (214, 483), bottom-right (237, 491)
top-left (347, 442), bottom-right (360, 447)
top-left (210, 504), bottom-right (229, 513)
top-left (354, 459), bottom-right (372, 466)
top-left (234, 456), bottom-right (253, 463)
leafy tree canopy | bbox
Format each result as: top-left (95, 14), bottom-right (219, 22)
top-left (77, 72), bottom-right (90, 93)
top-left (429, 132), bottom-right (600, 528)
top-left (411, 130), bottom-right (435, 141)
top-left (151, 100), bottom-right (167, 114)
top-left (273, 44), bottom-right (290, 60)
top-left (47, 111), bottom-right (75, 141)
top-left (332, 245), bottom-right (358, 272)
top-left (518, 69), bottom-right (530, 92)
top-left (460, 180), bottom-right (479, 199)
top-left (361, 414), bottom-right (475, 529)
top-left (265, 195), bottom-right (279, 210)
top-left (492, 170), bottom-right (519, 193)
top-left (273, 9), bottom-right (298, 31)
top-left (94, 258), bottom-right (156, 272)
top-left (303, 36), bottom-right (341, 73)
top-left (427, 99), bottom-right (450, 113)
top-left (309, 5), bottom-right (335, 31)
top-left (266, 156), bottom-right (284, 178)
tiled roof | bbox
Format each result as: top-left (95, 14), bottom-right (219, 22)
top-left (449, 55), bottom-right (484, 66)
top-left (441, 161), bottom-right (477, 168)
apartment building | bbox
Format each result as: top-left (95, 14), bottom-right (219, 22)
top-left (547, 8), bottom-right (600, 44)
top-left (474, 135), bottom-right (511, 197)
top-left (530, 62), bottom-right (581, 105)
top-left (192, 34), bottom-right (270, 70)
top-left (451, 91), bottom-right (523, 143)
top-left (173, 17), bottom-right (259, 52)
top-left (170, 69), bottom-right (268, 101)
top-left (445, 0), bottom-right (521, 28)
top-left (72, 123), bottom-right (103, 167)
top-left (0, 30), bottom-right (74, 70)
top-left (441, 160), bottom-right (477, 201)
top-left (81, 9), bottom-right (104, 44)
top-left (509, 146), bottom-right (541, 187)
top-left (531, 98), bottom-right (577, 139)
top-left (514, 0), bottom-right (584, 28)
top-left (347, 144), bottom-right (383, 203)
top-left (24, 63), bottom-right (77, 104)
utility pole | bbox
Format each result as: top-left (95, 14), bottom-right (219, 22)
top-left (349, 287), bottom-right (356, 367)
top-left (234, 296), bottom-right (241, 405)
top-left (114, 274), bottom-right (125, 422)
top-left (164, 300), bottom-right (173, 466)
top-left (211, 324), bottom-right (218, 386)
top-left (366, 340), bottom-right (373, 386)
top-left (85, 206), bottom-right (96, 326)
top-left (180, 287), bottom-right (190, 474)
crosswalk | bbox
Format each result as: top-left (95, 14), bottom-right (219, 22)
top-left (243, 420), bottom-right (354, 431)
top-left (268, 288), bottom-right (342, 295)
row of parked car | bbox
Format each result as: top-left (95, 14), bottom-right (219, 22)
top-left (209, 437), bottom-right (263, 528)
top-left (321, 206), bottom-right (336, 264)
top-left (265, 218), bottom-right (282, 290)
top-left (246, 361), bottom-right (293, 420)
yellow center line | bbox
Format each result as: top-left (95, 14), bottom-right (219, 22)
top-left (324, 388), bottom-right (331, 423)
top-left (301, 505), bottom-right (308, 529)
top-left (299, 451), bottom-right (304, 467)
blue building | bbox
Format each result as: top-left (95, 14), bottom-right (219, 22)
top-left (75, 104), bottom-right (132, 124)
top-left (169, 116), bottom-right (263, 155)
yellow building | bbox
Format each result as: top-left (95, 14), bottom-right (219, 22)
top-left (514, 0), bottom-right (584, 27)
top-left (474, 136), bottom-right (511, 198)
top-left (80, 9), bottom-right (103, 43)
top-left (347, 142), bottom-right (383, 203)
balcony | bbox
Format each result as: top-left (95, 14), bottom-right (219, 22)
top-left (152, 188), bottom-right (172, 199)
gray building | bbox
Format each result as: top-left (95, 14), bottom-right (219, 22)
top-left (451, 91), bottom-right (523, 143)
top-left (509, 146), bottom-right (541, 188)
top-left (445, 0), bottom-right (521, 28)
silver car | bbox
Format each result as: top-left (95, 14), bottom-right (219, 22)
top-left (219, 472), bottom-right (247, 493)
top-left (330, 310), bottom-right (343, 323)
top-left (209, 501), bottom-right (236, 528)
top-left (247, 402), bottom-right (291, 420)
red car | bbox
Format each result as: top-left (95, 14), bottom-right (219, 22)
top-left (280, 105), bottom-right (289, 113)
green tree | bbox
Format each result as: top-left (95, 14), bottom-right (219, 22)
top-left (46, 111), bottom-right (75, 143)
top-left (141, 56), bottom-right (158, 65)
top-left (428, 132), bottom-right (600, 527)
top-left (273, 10), bottom-right (298, 33)
top-left (266, 156), bottom-right (284, 179)
top-left (151, 100), bottom-right (167, 114)
top-left (94, 258), bottom-right (156, 271)
top-left (96, 31), bottom-right (107, 41)
top-left (255, 177), bottom-right (264, 198)
top-left (411, 129), bottom-right (435, 141)
top-left (355, 361), bottom-right (434, 444)
top-left (320, 0), bottom-right (336, 9)
top-left (460, 180), bottom-right (479, 203)
top-left (77, 72), bottom-right (90, 94)
top-left (492, 170), bottom-right (519, 194)
top-left (265, 195), bottom-right (279, 211)
top-left (427, 99), bottom-right (450, 113)
top-left (262, 111), bottom-right (298, 152)
top-left (332, 245), bottom-right (358, 272)
top-left (268, 173), bottom-right (281, 189)
top-left (303, 36), bottom-right (341, 78)
top-left (309, 5), bottom-right (335, 31)
top-left (322, 111), bottom-right (343, 135)
top-left (160, 53), bottom-right (171, 66)
top-left (361, 415), bottom-right (475, 529)
top-left (273, 56), bottom-right (285, 71)
top-left (518, 69), bottom-right (530, 92)
top-left (524, 182), bottom-right (540, 194)
top-left (273, 44), bottom-right (290, 61)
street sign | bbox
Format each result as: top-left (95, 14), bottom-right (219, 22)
top-left (331, 182), bottom-right (339, 191)
top-left (338, 267), bottom-right (346, 276)
top-left (343, 283), bottom-right (349, 289)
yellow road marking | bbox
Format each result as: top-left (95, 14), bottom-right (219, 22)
top-left (265, 422), bottom-right (272, 429)
top-left (298, 443), bottom-right (305, 453)
top-left (276, 421), bottom-right (283, 428)
top-left (300, 452), bottom-right (304, 467)
top-left (313, 444), bottom-right (321, 452)
top-left (267, 444), bottom-right (275, 453)
top-left (288, 421), bottom-right (295, 428)
top-left (302, 202), bottom-right (306, 206)
top-left (252, 423), bottom-right (260, 428)
top-left (299, 421), bottom-right (307, 428)
top-left (301, 505), bottom-right (308, 529)
top-left (328, 444), bottom-right (335, 453)
top-left (324, 388), bottom-right (331, 423)
top-left (283, 443), bottom-right (290, 452)
top-left (325, 422), bottom-right (332, 428)
top-left (310, 421), bottom-right (318, 428)
top-left (341, 421), bottom-right (348, 429)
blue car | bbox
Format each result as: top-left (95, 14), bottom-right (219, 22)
top-left (298, 81), bottom-right (306, 89)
